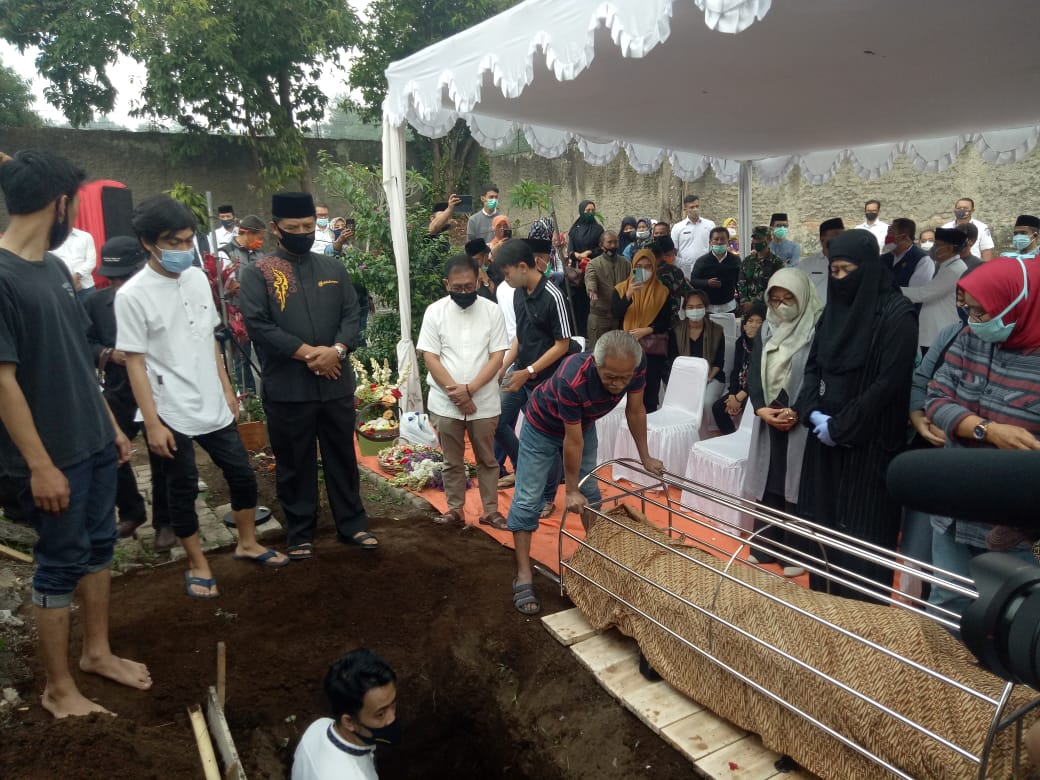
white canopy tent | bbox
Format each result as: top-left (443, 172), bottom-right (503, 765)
top-left (382, 0), bottom-right (1040, 411)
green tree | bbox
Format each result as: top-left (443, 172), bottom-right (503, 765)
top-left (1, 0), bottom-right (357, 189)
top-left (0, 59), bottom-right (42, 128)
top-left (348, 0), bottom-right (519, 197)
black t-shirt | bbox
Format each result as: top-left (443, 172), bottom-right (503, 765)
top-left (513, 276), bottom-right (574, 385)
top-left (0, 249), bottom-right (113, 477)
top-left (688, 251), bottom-right (741, 306)
top-left (685, 330), bottom-right (727, 384)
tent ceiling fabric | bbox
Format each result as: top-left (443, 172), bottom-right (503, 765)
top-left (384, 0), bottom-right (1040, 185)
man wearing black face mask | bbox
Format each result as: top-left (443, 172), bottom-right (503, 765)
top-left (240, 192), bottom-right (376, 559)
top-left (416, 254), bottom-right (509, 529)
top-left (292, 648), bottom-right (398, 779)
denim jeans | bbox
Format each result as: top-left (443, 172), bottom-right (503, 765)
top-left (495, 381), bottom-right (561, 505)
top-left (28, 444), bottom-right (118, 608)
top-left (507, 423), bottom-right (601, 532)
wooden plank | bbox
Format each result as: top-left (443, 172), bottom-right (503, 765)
top-left (188, 704), bottom-right (221, 780)
top-left (570, 632), bottom-right (638, 674)
top-left (206, 686), bottom-right (246, 780)
top-left (622, 679), bottom-right (705, 733)
top-left (0, 542), bottom-right (31, 563)
top-left (660, 709), bottom-right (747, 762)
top-left (695, 734), bottom-right (784, 780)
top-left (541, 607), bottom-right (597, 647)
top-left (216, 642), bottom-right (227, 708)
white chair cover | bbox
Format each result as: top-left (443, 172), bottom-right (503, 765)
top-left (682, 405), bottom-right (756, 532)
top-left (705, 312), bottom-right (738, 435)
top-left (611, 357), bottom-right (709, 484)
top-left (595, 395), bottom-right (629, 466)
top-left (573, 336), bottom-right (587, 350)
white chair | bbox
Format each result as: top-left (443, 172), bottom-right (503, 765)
top-left (705, 313), bottom-right (738, 435)
top-left (611, 357), bottom-right (709, 484)
top-left (595, 395), bottom-right (629, 466)
top-left (573, 336), bottom-right (587, 350)
top-left (681, 405), bottom-right (756, 532)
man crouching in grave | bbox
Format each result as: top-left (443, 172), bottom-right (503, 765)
top-left (505, 330), bottom-right (664, 616)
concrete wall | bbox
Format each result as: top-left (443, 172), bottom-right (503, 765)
top-left (0, 127), bottom-right (383, 230)
top-left (490, 142), bottom-right (1040, 255)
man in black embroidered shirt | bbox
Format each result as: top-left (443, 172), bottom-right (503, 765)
top-left (239, 192), bottom-right (376, 560)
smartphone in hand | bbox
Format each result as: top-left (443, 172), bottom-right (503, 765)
top-left (456, 195), bottom-right (474, 213)
top-left (632, 268), bottom-right (648, 284)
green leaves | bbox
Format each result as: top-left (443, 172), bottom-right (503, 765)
top-left (0, 58), bottom-right (41, 128)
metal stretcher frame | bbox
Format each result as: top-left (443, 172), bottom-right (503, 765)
top-left (557, 458), bottom-right (1040, 780)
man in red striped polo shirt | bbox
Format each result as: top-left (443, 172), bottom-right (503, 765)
top-left (507, 330), bottom-right (664, 616)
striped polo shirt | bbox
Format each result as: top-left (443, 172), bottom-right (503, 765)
top-left (526, 352), bottom-right (647, 439)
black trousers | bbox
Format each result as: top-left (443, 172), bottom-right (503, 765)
top-left (264, 398), bottom-right (368, 548)
top-left (107, 393), bottom-right (171, 530)
top-left (149, 421), bottom-right (257, 538)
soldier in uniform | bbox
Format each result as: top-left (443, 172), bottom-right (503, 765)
top-left (739, 225), bottom-right (787, 314)
top-left (239, 192), bottom-right (376, 560)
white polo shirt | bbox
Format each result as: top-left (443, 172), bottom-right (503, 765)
top-left (941, 218), bottom-right (994, 259)
top-left (292, 718), bottom-right (378, 780)
top-left (855, 220), bottom-right (889, 250)
top-left (417, 295), bottom-right (509, 421)
top-left (671, 216), bottom-right (716, 277)
top-left (115, 264), bottom-right (233, 437)
top-left (52, 228), bottom-right (97, 290)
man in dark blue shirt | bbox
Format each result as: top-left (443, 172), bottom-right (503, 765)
top-left (506, 330), bottom-right (663, 616)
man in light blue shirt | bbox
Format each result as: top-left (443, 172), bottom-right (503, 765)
top-left (769, 212), bottom-right (801, 266)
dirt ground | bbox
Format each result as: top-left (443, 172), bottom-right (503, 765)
top-left (0, 449), bottom-right (692, 780)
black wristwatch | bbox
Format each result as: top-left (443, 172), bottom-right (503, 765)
top-left (972, 419), bottom-right (991, 441)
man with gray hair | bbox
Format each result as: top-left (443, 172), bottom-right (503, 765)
top-left (506, 330), bottom-right (664, 616)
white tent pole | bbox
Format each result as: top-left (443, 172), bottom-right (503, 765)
top-left (381, 113), bottom-right (423, 412)
top-left (738, 161), bottom-right (753, 261)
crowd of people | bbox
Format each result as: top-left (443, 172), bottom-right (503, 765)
top-left (2, 146), bottom-right (1039, 778)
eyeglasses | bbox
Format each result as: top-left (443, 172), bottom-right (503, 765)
top-left (768, 294), bottom-right (797, 306)
top-left (448, 284), bottom-right (477, 294)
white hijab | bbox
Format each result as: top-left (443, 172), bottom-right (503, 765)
top-left (761, 268), bottom-right (825, 404)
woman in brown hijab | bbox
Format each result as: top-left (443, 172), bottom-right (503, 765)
top-left (611, 249), bottom-right (672, 411)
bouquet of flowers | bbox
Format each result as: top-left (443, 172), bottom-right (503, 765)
top-left (351, 356), bottom-right (406, 409)
top-left (377, 442), bottom-right (475, 491)
top-left (377, 442), bottom-right (442, 474)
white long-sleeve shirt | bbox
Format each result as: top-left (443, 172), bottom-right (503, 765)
top-left (671, 216), bottom-right (715, 277)
top-left (854, 220), bottom-right (889, 250)
top-left (900, 257), bottom-right (967, 348)
top-left (51, 228), bottom-right (97, 290)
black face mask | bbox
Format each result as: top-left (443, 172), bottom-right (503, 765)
top-left (48, 201), bottom-right (72, 251)
top-left (357, 719), bottom-right (400, 747)
top-left (279, 230), bottom-right (315, 256)
top-left (450, 291), bottom-right (478, 309)
top-left (830, 270), bottom-right (862, 302)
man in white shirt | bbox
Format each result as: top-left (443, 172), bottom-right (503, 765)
top-left (798, 218), bottom-right (845, 304)
top-left (209, 204), bottom-right (237, 250)
top-left (671, 195), bottom-right (715, 278)
top-left (417, 254), bottom-right (509, 530)
top-left (941, 197), bottom-right (995, 261)
top-left (117, 195), bottom-right (288, 599)
top-left (881, 217), bottom-right (933, 288)
top-left (312, 203), bottom-right (336, 255)
top-left (855, 199), bottom-right (889, 250)
top-left (899, 227), bottom-right (967, 352)
top-left (292, 649), bottom-right (397, 780)
top-left (52, 226), bottom-right (97, 297)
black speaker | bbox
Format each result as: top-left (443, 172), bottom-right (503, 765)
top-left (100, 186), bottom-right (135, 238)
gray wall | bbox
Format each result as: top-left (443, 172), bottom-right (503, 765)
top-left (0, 127), bottom-right (384, 230)
top-left (490, 142), bottom-right (1040, 255)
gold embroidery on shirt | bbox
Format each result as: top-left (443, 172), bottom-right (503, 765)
top-left (272, 269), bottom-right (289, 311)
top-left (318, 279), bottom-right (340, 287)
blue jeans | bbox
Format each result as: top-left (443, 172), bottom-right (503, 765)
top-left (496, 381), bottom-right (561, 504)
top-left (27, 445), bottom-right (118, 608)
top-left (507, 423), bottom-right (601, 532)
top-left (928, 523), bottom-right (1034, 625)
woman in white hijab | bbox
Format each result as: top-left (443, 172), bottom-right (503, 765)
top-left (741, 268), bottom-right (825, 576)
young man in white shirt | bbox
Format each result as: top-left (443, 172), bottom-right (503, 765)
top-left (292, 649), bottom-right (398, 780)
top-left (670, 194), bottom-right (715, 278)
top-left (52, 226), bottom-right (97, 298)
top-left (855, 199), bottom-right (889, 250)
top-left (417, 254), bottom-right (509, 529)
top-left (941, 196), bottom-right (994, 261)
top-left (117, 195), bottom-right (288, 599)
top-left (210, 204), bottom-right (237, 251)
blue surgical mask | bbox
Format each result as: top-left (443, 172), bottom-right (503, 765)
top-left (316, 218), bottom-right (330, 228)
top-left (1011, 233), bottom-right (1034, 253)
top-left (158, 248), bottom-right (195, 273)
top-left (967, 259), bottom-right (1028, 344)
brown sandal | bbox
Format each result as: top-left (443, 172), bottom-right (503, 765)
top-left (435, 509), bottom-right (465, 527)
top-left (479, 511), bottom-right (509, 531)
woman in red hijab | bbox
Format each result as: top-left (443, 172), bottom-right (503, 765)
top-left (924, 256), bottom-right (1040, 621)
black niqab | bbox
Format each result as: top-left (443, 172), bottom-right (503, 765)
top-left (568, 199), bottom-right (604, 259)
top-left (817, 229), bottom-right (893, 374)
top-left (618, 216), bottom-right (638, 253)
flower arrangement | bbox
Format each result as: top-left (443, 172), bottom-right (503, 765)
top-left (351, 356), bottom-right (407, 409)
top-left (377, 442), bottom-right (442, 473)
top-left (377, 442), bottom-right (475, 491)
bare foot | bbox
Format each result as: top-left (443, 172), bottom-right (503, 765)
top-left (41, 685), bottom-right (114, 719)
top-left (80, 654), bottom-right (153, 690)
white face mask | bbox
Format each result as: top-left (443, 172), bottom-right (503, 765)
top-left (776, 302), bottom-right (800, 322)
top-left (684, 307), bottom-right (707, 322)
top-left (920, 241), bottom-right (934, 251)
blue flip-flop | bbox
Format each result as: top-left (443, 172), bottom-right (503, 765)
top-left (232, 548), bottom-right (290, 568)
top-left (184, 571), bottom-right (220, 599)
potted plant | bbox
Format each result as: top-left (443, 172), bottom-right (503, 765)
top-left (237, 394), bottom-right (268, 452)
